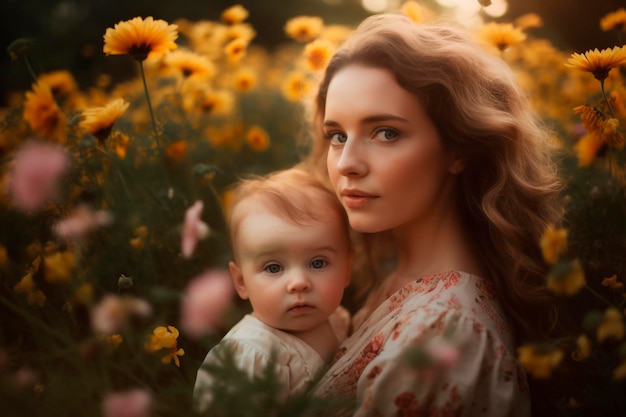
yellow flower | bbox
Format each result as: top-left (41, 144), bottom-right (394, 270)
top-left (477, 22), bottom-right (527, 52)
top-left (162, 346), bottom-right (185, 367)
top-left (221, 4), bottom-right (249, 25)
top-left (146, 325), bottom-right (179, 351)
top-left (43, 250), bottom-right (75, 284)
top-left (285, 16), bottom-right (324, 42)
top-left (97, 333), bottom-right (124, 354)
top-left (103, 16), bottom-right (178, 61)
top-left (602, 274), bottom-right (624, 292)
top-left (163, 49), bottom-right (216, 80)
top-left (547, 259), bottom-right (586, 296)
top-left (224, 38), bottom-right (248, 64)
top-left (303, 39), bottom-right (335, 72)
top-left (74, 283), bottom-right (94, 305)
top-left (246, 125), bottom-right (270, 152)
top-left (565, 46), bottom-right (626, 81)
top-left (518, 344), bottom-right (564, 379)
top-left (198, 89), bottom-right (235, 116)
top-left (574, 105), bottom-right (625, 148)
top-left (14, 270), bottom-right (46, 307)
top-left (232, 68), bottom-right (257, 92)
top-left (596, 307), bottom-right (625, 342)
top-left (540, 225), bottom-right (568, 264)
top-left (600, 8), bottom-right (626, 32)
top-left (281, 71), bottom-right (313, 102)
top-left (571, 334), bottom-right (591, 361)
top-left (80, 98), bottom-right (129, 145)
top-left (574, 133), bottom-right (605, 167)
top-left (23, 81), bottom-right (66, 141)
top-left (38, 70), bottom-right (78, 100)
top-left (514, 13), bottom-right (543, 30)
top-left (401, 1), bottom-right (433, 23)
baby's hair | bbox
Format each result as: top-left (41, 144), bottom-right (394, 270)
top-left (226, 167), bottom-right (350, 255)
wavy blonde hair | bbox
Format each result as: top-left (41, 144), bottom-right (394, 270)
top-left (303, 13), bottom-right (563, 342)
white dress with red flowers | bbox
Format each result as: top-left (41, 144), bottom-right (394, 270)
top-left (313, 271), bottom-right (531, 417)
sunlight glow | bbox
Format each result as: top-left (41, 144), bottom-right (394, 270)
top-left (362, 0), bottom-right (389, 13)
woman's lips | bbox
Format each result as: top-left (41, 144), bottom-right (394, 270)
top-left (341, 190), bottom-right (377, 208)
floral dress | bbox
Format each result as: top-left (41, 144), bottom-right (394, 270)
top-left (313, 271), bottom-right (530, 417)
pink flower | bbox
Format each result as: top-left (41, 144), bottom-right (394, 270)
top-left (8, 141), bottom-right (70, 212)
top-left (181, 200), bottom-right (210, 258)
top-left (54, 204), bottom-right (113, 240)
top-left (180, 269), bottom-right (234, 338)
top-left (102, 389), bottom-right (152, 417)
top-left (91, 294), bottom-right (152, 335)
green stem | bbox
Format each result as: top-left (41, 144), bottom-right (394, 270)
top-left (23, 54), bottom-right (37, 82)
top-left (94, 146), bottom-right (134, 201)
top-left (600, 78), bottom-right (617, 119)
top-left (139, 60), bottom-right (161, 152)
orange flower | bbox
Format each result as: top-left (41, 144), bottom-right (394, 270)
top-left (221, 4), bottom-right (249, 25)
top-left (574, 133), bottom-right (605, 167)
top-left (80, 98), bottom-right (129, 145)
top-left (547, 259), bottom-right (586, 296)
top-left (246, 125), bottom-right (270, 152)
top-left (285, 16), bottom-right (324, 42)
top-left (303, 39), bottom-right (335, 72)
top-left (23, 81), bottom-right (66, 141)
top-left (600, 8), bottom-right (626, 32)
top-left (103, 16), bottom-right (178, 61)
top-left (540, 225), bottom-right (568, 264)
top-left (601, 274), bottom-right (624, 292)
top-left (565, 46), bottom-right (626, 81)
top-left (165, 140), bottom-right (188, 162)
top-left (224, 38), bottom-right (248, 64)
top-left (518, 344), bottom-right (563, 379)
top-left (281, 71), bottom-right (313, 102)
top-left (163, 49), bottom-right (216, 80)
top-left (477, 22), bottom-right (527, 52)
top-left (232, 68), bottom-right (257, 92)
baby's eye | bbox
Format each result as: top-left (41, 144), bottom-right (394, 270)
top-left (310, 259), bottom-right (327, 269)
top-left (325, 131), bottom-right (347, 145)
top-left (374, 128), bottom-right (399, 142)
top-left (264, 263), bottom-right (282, 274)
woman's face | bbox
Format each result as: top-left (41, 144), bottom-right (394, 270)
top-left (324, 65), bottom-right (461, 234)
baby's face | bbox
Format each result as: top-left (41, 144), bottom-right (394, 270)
top-left (229, 201), bottom-right (352, 333)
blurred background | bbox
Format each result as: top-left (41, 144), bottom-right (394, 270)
top-left (1, 0), bottom-right (624, 107)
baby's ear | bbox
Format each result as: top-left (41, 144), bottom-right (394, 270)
top-left (229, 261), bottom-right (249, 299)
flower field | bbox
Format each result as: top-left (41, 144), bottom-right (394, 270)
top-left (0, 2), bottom-right (625, 416)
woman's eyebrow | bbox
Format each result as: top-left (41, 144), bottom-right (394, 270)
top-left (323, 114), bottom-right (410, 127)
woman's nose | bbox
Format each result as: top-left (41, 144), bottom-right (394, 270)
top-left (335, 138), bottom-right (367, 177)
top-left (287, 272), bottom-right (311, 293)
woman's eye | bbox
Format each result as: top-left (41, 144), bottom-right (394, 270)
top-left (310, 259), bottom-right (327, 269)
top-left (264, 263), bottom-right (282, 273)
top-left (325, 131), bottom-right (347, 145)
top-left (374, 128), bottom-right (399, 142)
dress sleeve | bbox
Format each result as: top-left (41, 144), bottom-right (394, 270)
top-left (353, 311), bottom-right (529, 417)
top-left (193, 338), bottom-right (291, 412)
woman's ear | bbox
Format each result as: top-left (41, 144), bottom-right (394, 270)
top-left (229, 261), bottom-right (249, 299)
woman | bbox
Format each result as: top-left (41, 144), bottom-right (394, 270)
top-left (302, 12), bottom-right (563, 417)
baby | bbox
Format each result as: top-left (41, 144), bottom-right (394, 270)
top-left (193, 168), bottom-right (353, 412)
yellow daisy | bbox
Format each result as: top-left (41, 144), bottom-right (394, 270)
top-left (285, 16), bottom-right (324, 42)
top-left (23, 81), bottom-right (66, 141)
top-left (600, 8), bottom-right (626, 31)
top-left (539, 224), bottom-right (568, 264)
top-left (80, 98), bottom-right (130, 145)
top-left (38, 70), bottom-right (78, 99)
top-left (221, 4), bottom-right (249, 25)
top-left (547, 259), bottom-right (586, 296)
top-left (514, 13), bottom-right (543, 30)
top-left (224, 38), bottom-right (248, 64)
top-left (596, 307), bottom-right (625, 342)
top-left (571, 334), bottom-right (591, 362)
top-left (601, 274), bottom-right (624, 292)
top-left (103, 16), bottom-right (178, 61)
top-left (575, 133), bottom-right (605, 166)
top-left (197, 89), bottom-right (235, 116)
top-left (232, 68), bottom-right (257, 92)
top-left (477, 22), bottom-right (527, 52)
top-left (246, 125), bottom-right (270, 151)
top-left (303, 39), bottom-right (335, 72)
top-left (163, 49), bottom-right (216, 80)
top-left (565, 46), bottom-right (626, 81)
top-left (517, 344), bottom-right (564, 379)
top-left (574, 105), bottom-right (625, 148)
top-left (281, 71), bottom-right (313, 102)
